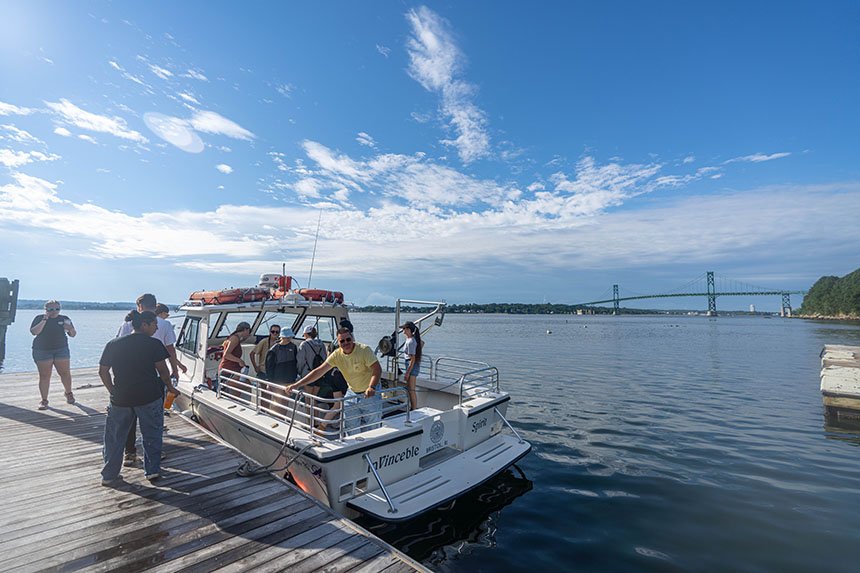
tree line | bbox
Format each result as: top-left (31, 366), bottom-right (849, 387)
top-left (798, 268), bottom-right (860, 317)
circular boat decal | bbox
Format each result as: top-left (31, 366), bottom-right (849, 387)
top-left (430, 420), bottom-right (445, 443)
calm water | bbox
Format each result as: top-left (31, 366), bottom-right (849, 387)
top-left (3, 310), bottom-right (860, 572)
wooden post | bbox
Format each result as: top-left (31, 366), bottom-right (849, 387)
top-left (0, 278), bottom-right (20, 363)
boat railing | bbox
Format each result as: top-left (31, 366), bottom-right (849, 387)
top-left (215, 370), bottom-right (410, 441)
top-left (432, 357), bottom-right (500, 406)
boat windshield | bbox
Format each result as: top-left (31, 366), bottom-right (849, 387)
top-left (215, 311), bottom-right (261, 338)
top-left (255, 310), bottom-right (303, 337)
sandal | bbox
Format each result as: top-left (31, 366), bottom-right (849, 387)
top-left (37, 400), bottom-right (48, 410)
top-left (65, 392), bottom-right (76, 405)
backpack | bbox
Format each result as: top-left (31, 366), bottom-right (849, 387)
top-left (311, 343), bottom-right (325, 370)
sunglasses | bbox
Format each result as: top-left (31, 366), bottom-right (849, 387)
top-left (46, 308), bottom-right (61, 312)
top-left (338, 337), bottom-right (354, 344)
top-left (270, 330), bottom-right (281, 334)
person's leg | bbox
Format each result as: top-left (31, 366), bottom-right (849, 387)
top-left (360, 392), bottom-right (382, 431)
top-left (54, 355), bottom-right (74, 400)
top-left (135, 397), bottom-right (164, 477)
top-left (407, 376), bottom-right (417, 411)
top-left (342, 390), bottom-right (360, 435)
top-left (34, 355), bottom-right (53, 404)
top-left (102, 404), bottom-right (134, 481)
top-left (125, 413), bottom-right (138, 458)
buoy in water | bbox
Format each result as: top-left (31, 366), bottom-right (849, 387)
top-left (546, 329), bottom-right (552, 335)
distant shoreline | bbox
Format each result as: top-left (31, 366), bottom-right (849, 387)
top-left (12, 299), bottom-right (792, 316)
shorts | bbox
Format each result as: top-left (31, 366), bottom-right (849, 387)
top-left (33, 346), bottom-right (70, 363)
top-left (404, 359), bottom-right (421, 378)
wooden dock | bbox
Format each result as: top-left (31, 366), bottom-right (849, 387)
top-left (820, 344), bottom-right (860, 421)
top-left (0, 367), bottom-right (429, 573)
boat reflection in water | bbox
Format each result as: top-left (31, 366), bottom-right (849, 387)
top-left (356, 465), bottom-right (533, 564)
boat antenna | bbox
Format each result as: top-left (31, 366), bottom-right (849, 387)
top-left (307, 210), bottom-right (322, 288)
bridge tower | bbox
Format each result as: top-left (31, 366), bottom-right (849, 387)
top-left (706, 271), bottom-right (717, 316)
top-left (781, 293), bottom-right (792, 317)
top-left (612, 284), bottom-right (619, 315)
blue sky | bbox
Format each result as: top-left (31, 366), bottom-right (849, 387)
top-left (1, 1), bottom-right (858, 310)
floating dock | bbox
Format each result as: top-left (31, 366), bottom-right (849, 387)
top-left (820, 345), bottom-right (860, 421)
top-left (0, 367), bottom-right (429, 573)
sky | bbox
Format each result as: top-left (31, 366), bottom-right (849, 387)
top-left (1, 1), bottom-right (859, 311)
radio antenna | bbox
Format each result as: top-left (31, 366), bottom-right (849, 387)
top-left (307, 210), bottom-right (322, 288)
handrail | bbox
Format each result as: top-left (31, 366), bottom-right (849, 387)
top-left (457, 366), bottom-right (500, 406)
top-left (215, 370), bottom-right (410, 441)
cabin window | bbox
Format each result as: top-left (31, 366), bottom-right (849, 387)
top-left (302, 316), bottom-right (338, 344)
top-left (177, 316), bottom-right (201, 356)
top-left (255, 310), bottom-right (303, 338)
top-left (216, 312), bottom-right (261, 338)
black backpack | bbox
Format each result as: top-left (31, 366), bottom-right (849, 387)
top-left (311, 343), bottom-right (325, 370)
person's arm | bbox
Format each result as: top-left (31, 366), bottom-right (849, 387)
top-left (364, 361), bottom-right (382, 398)
top-left (251, 340), bottom-right (263, 373)
top-left (287, 362), bottom-right (333, 394)
top-left (64, 318), bottom-right (77, 338)
top-left (224, 336), bottom-right (246, 369)
top-left (30, 314), bottom-right (49, 336)
top-left (156, 360), bottom-right (180, 395)
top-left (164, 344), bottom-right (185, 378)
top-left (98, 365), bottom-right (114, 394)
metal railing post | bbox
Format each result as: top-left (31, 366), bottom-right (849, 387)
top-left (362, 453), bottom-right (398, 514)
top-left (494, 407), bottom-right (524, 444)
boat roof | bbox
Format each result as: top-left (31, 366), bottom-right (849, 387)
top-left (180, 297), bottom-right (349, 314)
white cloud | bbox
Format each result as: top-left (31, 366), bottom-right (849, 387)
top-left (45, 99), bottom-right (148, 143)
top-left (183, 69), bottom-right (209, 81)
top-left (216, 163), bottom-right (233, 174)
top-left (376, 44), bottom-right (391, 58)
top-left (53, 127), bottom-right (72, 137)
top-left (178, 92), bottom-right (200, 105)
top-left (143, 112), bottom-right (204, 153)
top-left (276, 84), bottom-right (294, 97)
top-left (0, 101), bottom-right (36, 116)
top-left (356, 132), bottom-right (376, 148)
top-left (0, 149), bottom-right (60, 168)
top-left (683, 155), bottom-right (695, 164)
top-left (0, 125), bottom-right (43, 145)
top-left (78, 134), bottom-right (98, 144)
top-left (149, 64), bottom-right (173, 79)
top-left (0, 172), bottom-right (61, 210)
top-left (725, 152), bottom-right (791, 164)
top-left (405, 6), bottom-right (490, 164)
top-left (189, 111), bottom-right (255, 140)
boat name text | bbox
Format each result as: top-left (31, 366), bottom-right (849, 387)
top-left (366, 446), bottom-right (420, 472)
top-left (471, 417), bottom-right (488, 433)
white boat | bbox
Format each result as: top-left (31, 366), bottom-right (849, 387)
top-left (172, 274), bottom-right (531, 521)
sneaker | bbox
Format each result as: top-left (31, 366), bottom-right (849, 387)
top-left (123, 453), bottom-right (138, 467)
top-left (37, 400), bottom-right (48, 410)
top-left (145, 473), bottom-right (160, 481)
top-left (101, 476), bottom-right (122, 487)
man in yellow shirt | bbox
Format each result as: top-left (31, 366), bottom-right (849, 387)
top-left (287, 327), bottom-right (381, 435)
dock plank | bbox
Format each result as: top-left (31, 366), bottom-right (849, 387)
top-left (0, 368), bottom-right (428, 573)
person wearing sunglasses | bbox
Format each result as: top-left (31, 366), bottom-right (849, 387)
top-left (251, 324), bottom-right (281, 379)
top-left (29, 299), bottom-right (77, 410)
top-left (287, 327), bottom-right (382, 435)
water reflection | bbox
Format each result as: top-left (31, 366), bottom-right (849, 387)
top-left (356, 466), bottom-right (533, 564)
top-left (824, 416), bottom-right (860, 445)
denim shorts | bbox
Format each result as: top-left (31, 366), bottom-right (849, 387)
top-left (405, 359), bottom-right (421, 378)
top-left (32, 346), bottom-right (70, 363)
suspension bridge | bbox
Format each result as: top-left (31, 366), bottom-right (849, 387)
top-left (576, 271), bottom-right (807, 316)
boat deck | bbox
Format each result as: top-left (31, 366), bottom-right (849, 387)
top-left (0, 367), bottom-right (429, 573)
